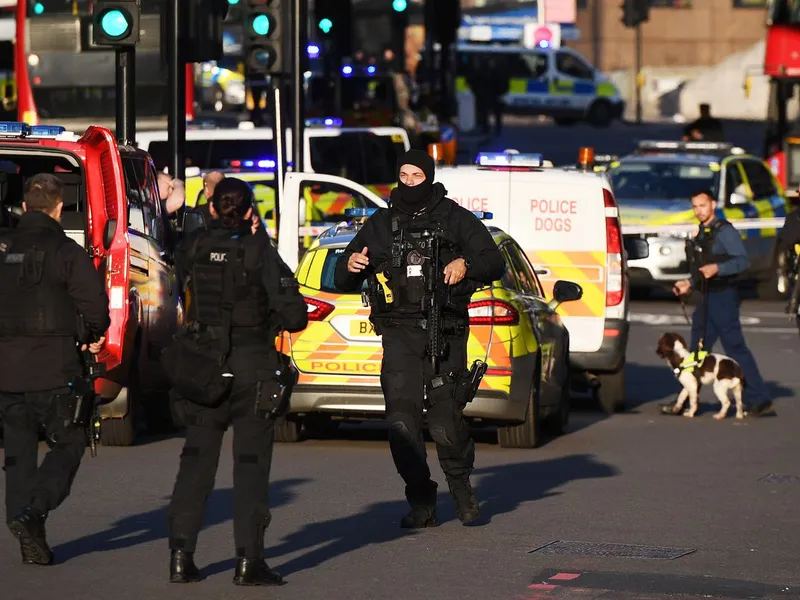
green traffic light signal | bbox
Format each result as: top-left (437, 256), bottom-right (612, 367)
top-left (318, 17), bottom-right (332, 34)
top-left (392, 0), bottom-right (407, 11)
top-left (252, 14), bottom-right (271, 35)
top-left (33, 2), bottom-right (44, 14)
top-left (100, 9), bottom-right (131, 38)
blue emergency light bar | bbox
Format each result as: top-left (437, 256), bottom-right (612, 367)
top-left (0, 122), bottom-right (66, 138)
top-left (305, 117), bottom-right (343, 127)
top-left (476, 152), bottom-right (543, 167)
top-left (225, 158), bottom-right (276, 169)
top-left (472, 211), bottom-right (493, 220)
top-left (344, 208), bottom-right (378, 218)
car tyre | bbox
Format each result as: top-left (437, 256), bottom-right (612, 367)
top-left (595, 368), bottom-right (626, 414)
top-left (587, 100), bottom-right (613, 128)
top-left (100, 367), bottom-right (140, 447)
top-left (498, 377), bottom-right (542, 449)
top-left (544, 348), bottom-right (571, 436)
top-left (303, 414), bottom-right (339, 439)
top-left (274, 415), bottom-right (301, 443)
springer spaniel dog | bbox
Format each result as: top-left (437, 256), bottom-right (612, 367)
top-left (656, 332), bottom-right (746, 420)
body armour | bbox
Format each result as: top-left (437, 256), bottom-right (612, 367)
top-left (367, 205), bottom-right (464, 319)
top-left (0, 226), bottom-right (77, 336)
top-left (685, 219), bottom-right (736, 291)
top-left (186, 231), bottom-right (270, 328)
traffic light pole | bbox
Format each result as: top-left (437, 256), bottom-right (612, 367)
top-left (167, 0), bottom-right (185, 181)
top-left (292, 0), bottom-right (305, 172)
top-left (273, 83), bottom-right (285, 238)
top-left (115, 47), bottom-right (136, 145)
top-left (635, 22), bottom-right (643, 124)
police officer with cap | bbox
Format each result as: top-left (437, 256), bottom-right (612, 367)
top-left (165, 178), bottom-right (308, 586)
top-left (0, 173), bottom-right (110, 565)
top-left (334, 149), bottom-right (505, 527)
top-left (667, 189), bottom-right (773, 417)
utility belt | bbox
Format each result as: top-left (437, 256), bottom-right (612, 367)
top-left (695, 274), bottom-right (737, 292)
top-left (372, 315), bottom-right (466, 336)
top-left (187, 321), bottom-right (272, 337)
top-left (425, 359), bottom-right (488, 409)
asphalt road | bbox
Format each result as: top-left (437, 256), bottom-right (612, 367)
top-left (1, 297), bottom-right (799, 600)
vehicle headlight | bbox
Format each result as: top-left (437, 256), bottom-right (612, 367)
top-left (225, 81), bottom-right (246, 104)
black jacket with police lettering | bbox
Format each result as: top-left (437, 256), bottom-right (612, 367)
top-left (334, 183), bottom-right (506, 322)
top-left (0, 211), bottom-right (110, 393)
top-left (176, 220), bottom-right (308, 342)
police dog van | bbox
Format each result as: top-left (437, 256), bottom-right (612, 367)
top-left (277, 150), bottom-right (649, 413)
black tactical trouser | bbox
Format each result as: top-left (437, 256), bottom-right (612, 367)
top-left (0, 388), bottom-right (87, 521)
top-left (380, 326), bottom-right (475, 499)
top-left (167, 380), bottom-right (276, 559)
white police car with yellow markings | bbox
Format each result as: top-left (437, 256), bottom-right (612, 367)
top-left (612, 141), bottom-right (791, 297)
top-left (456, 44), bottom-right (624, 127)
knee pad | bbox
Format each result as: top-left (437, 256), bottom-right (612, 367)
top-left (388, 412), bottom-right (415, 443)
top-left (429, 425), bottom-right (452, 447)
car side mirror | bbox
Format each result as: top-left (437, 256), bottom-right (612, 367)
top-left (624, 237), bottom-right (649, 260)
top-left (548, 280), bottom-right (583, 311)
top-left (182, 211), bottom-right (206, 234)
top-left (729, 191), bottom-right (749, 206)
top-left (103, 219), bottom-right (116, 250)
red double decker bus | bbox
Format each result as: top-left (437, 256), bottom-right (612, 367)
top-left (764, 0), bottom-right (800, 190)
top-left (14, 0), bottom-right (194, 126)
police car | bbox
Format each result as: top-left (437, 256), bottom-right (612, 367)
top-left (278, 150), bottom-right (649, 414)
top-left (274, 209), bottom-right (581, 448)
top-left (456, 44), bottom-right (625, 127)
top-left (611, 140), bottom-right (790, 297)
top-left (0, 121), bottom-right (182, 447)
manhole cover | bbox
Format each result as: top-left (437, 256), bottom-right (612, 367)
top-left (758, 474), bottom-right (800, 484)
top-left (529, 540), bottom-right (696, 560)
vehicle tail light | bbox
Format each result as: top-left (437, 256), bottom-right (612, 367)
top-left (603, 189), bottom-right (624, 307)
top-left (305, 297), bottom-right (335, 321)
top-left (467, 299), bottom-right (519, 326)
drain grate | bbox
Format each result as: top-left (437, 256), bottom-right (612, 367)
top-left (529, 540), bottom-right (696, 560)
top-left (758, 473), bottom-right (800, 484)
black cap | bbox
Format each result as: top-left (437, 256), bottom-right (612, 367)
top-left (397, 149), bottom-right (435, 182)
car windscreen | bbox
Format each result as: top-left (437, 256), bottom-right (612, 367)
top-left (309, 132), bottom-right (405, 185)
top-left (305, 247), bottom-right (367, 295)
top-left (146, 139), bottom-right (278, 172)
top-left (0, 152), bottom-right (84, 231)
top-left (609, 161), bottom-right (719, 201)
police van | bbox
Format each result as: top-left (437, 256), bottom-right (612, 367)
top-left (456, 44), bottom-right (625, 127)
top-left (136, 119), bottom-right (410, 199)
top-left (276, 150), bottom-right (649, 413)
top-left (0, 121), bottom-right (181, 447)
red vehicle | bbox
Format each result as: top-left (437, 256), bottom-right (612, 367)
top-left (764, 0), bottom-right (800, 190)
top-left (0, 121), bottom-right (181, 446)
top-left (13, 0), bottom-right (194, 124)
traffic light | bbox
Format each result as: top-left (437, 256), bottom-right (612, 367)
top-left (315, 0), bottom-right (352, 60)
top-left (184, 0), bottom-right (229, 63)
top-left (242, 0), bottom-right (283, 75)
top-left (92, 0), bottom-right (140, 46)
top-left (621, 0), bottom-right (649, 28)
top-left (392, 0), bottom-right (407, 11)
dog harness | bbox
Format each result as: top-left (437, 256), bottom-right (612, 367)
top-left (673, 350), bottom-right (708, 375)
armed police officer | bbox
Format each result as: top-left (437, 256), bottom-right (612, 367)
top-left (667, 190), bottom-right (773, 416)
top-left (0, 173), bottom-right (109, 565)
top-left (164, 178), bottom-right (308, 586)
top-left (334, 150), bottom-right (505, 527)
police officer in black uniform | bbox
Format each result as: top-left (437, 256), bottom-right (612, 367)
top-left (0, 173), bottom-right (110, 565)
top-left (334, 150), bottom-right (505, 527)
top-left (166, 178), bottom-right (308, 585)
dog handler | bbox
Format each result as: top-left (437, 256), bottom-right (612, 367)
top-left (665, 190), bottom-right (774, 417)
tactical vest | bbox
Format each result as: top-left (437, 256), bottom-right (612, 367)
top-left (367, 205), bottom-right (462, 318)
top-left (0, 226), bottom-right (78, 337)
top-left (685, 219), bottom-right (736, 291)
top-left (185, 231), bottom-right (270, 328)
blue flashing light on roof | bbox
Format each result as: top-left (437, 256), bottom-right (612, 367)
top-left (306, 117), bottom-right (343, 127)
top-left (0, 122), bottom-right (67, 138)
top-left (344, 208), bottom-right (378, 218)
top-left (476, 152), bottom-right (543, 168)
top-left (0, 122), bottom-right (29, 136)
top-left (307, 44), bottom-right (320, 58)
top-left (30, 125), bottom-right (67, 137)
top-left (367, 65), bottom-right (376, 75)
top-left (472, 211), bottom-right (493, 220)
top-left (342, 65), bottom-right (353, 76)
top-left (226, 158), bottom-right (276, 170)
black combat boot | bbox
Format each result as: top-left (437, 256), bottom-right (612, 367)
top-left (447, 475), bottom-right (480, 524)
top-left (8, 506), bottom-right (52, 565)
top-left (233, 558), bottom-right (286, 586)
top-left (169, 549), bottom-right (204, 583)
top-left (400, 480), bottom-right (438, 529)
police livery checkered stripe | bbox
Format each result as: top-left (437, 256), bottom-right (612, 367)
top-left (622, 217), bottom-right (786, 236)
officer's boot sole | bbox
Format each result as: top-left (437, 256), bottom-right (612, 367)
top-left (8, 520), bottom-right (52, 565)
top-left (400, 508), bottom-right (438, 529)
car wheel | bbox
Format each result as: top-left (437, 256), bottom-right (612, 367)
top-left (498, 374), bottom-right (542, 449)
top-left (554, 117), bottom-right (578, 126)
top-left (544, 350), bottom-right (571, 436)
top-left (303, 414), bottom-right (339, 439)
top-left (595, 368), bottom-right (626, 414)
top-left (100, 367), bottom-right (140, 447)
top-left (587, 100), bottom-right (612, 127)
top-left (274, 415), bottom-right (301, 443)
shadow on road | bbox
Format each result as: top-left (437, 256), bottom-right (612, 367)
top-left (195, 454), bottom-right (618, 579)
top-left (50, 478), bottom-right (311, 563)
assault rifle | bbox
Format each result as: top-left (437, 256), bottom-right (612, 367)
top-left (787, 245), bottom-right (800, 321)
top-left (422, 228), bottom-right (448, 373)
top-left (69, 350), bottom-right (106, 457)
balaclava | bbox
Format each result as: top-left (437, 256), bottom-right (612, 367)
top-left (393, 149), bottom-right (435, 212)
